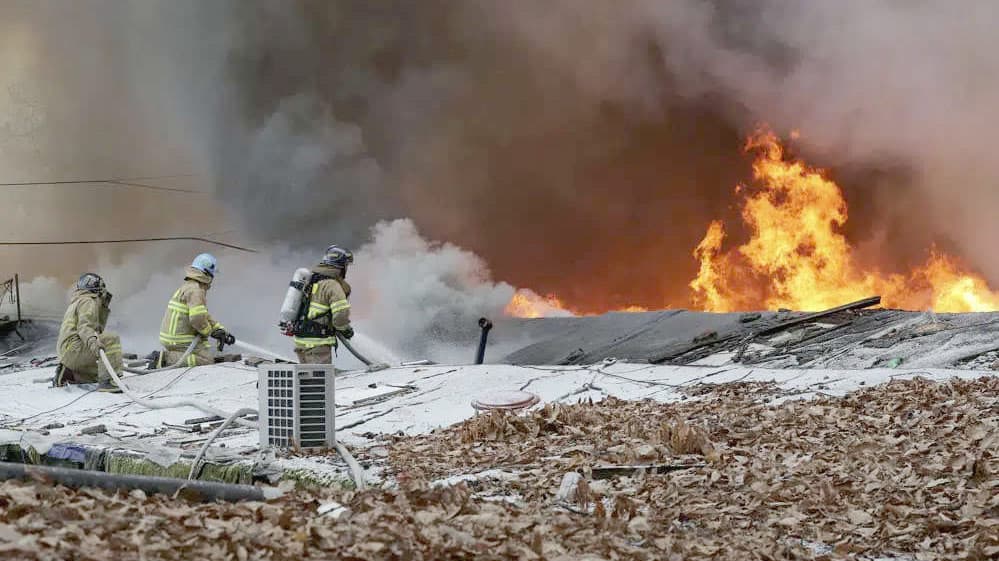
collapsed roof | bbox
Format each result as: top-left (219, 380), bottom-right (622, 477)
top-left (498, 298), bottom-right (999, 371)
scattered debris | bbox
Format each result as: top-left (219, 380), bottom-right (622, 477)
top-left (317, 501), bottom-right (350, 520)
top-left (214, 353), bottom-right (242, 363)
top-left (184, 416), bottom-right (223, 425)
top-left (244, 356), bottom-right (270, 367)
top-left (554, 472), bottom-right (583, 502)
top-left (348, 386), bottom-right (418, 407)
top-left (588, 462), bottom-right (705, 480)
top-left (78, 424), bottom-right (107, 435)
top-left (399, 359), bottom-right (435, 367)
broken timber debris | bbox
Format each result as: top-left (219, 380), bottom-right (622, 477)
top-left (184, 415), bottom-right (224, 425)
top-left (587, 463), bottom-right (706, 480)
top-left (79, 424), bottom-right (107, 435)
top-left (733, 295), bottom-right (882, 363)
top-left (753, 296), bottom-right (881, 338)
top-left (652, 296), bottom-right (882, 365)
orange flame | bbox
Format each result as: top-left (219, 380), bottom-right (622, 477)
top-left (504, 290), bottom-right (649, 318)
top-left (504, 291), bottom-right (568, 318)
top-left (690, 128), bottom-right (999, 312)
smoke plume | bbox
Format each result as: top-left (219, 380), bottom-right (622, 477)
top-left (179, 1), bottom-right (999, 310)
top-left (5, 1), bottom-right (999, 359)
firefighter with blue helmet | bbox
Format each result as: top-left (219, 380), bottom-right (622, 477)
top-left (158, 253), bottom-right (232, 366)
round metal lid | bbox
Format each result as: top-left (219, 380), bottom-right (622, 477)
top-left (471, 390), bottom-right (540, 411)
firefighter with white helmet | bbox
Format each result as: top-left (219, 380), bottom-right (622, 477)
top-left (158, 253), bottom-right (232, 367)
top-left (289, 245), bottom-right (354, 364)
top-left (54, 273), bottom-right (123, 392)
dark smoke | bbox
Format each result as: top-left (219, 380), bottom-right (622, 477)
top-left (188, 0), bottom-right (990, 311)
top-left (5, 1), bottom-right (996, 317)
top-left (181, 1), bottom-right (757, 310)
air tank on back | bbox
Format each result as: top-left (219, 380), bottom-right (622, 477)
top-left (279, 268), bottom-right (312, 327)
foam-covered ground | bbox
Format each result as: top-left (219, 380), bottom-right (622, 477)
top-left (0, 359), bottom-right (993, 481)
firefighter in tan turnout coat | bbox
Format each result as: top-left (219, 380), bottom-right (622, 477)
top-left (292, 245), bottom-right (354, 364)
top-left (158, 253), bottom-right (231, 367)
top-left (55, 273), bottom-right (123, 392)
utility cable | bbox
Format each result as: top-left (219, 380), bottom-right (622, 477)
top-left (99, 349), bottom-right (257, 429)
top-left (0, 236), bottom-right (256, 253)
top-left (0, 175), bottom-right (202, 194)
top-left (99, 348), bottom-right (367, 489)
top-left (0, 388), bottom-right (98, 429)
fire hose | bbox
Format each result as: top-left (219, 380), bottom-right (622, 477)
top-left (99, 349), bottom-right (257, 429)
top-left (336, 333), bottom-right (389, 371)
top-left (121, 336), bottom-right (201, 375)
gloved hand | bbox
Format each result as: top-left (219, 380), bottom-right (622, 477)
top-left (87, 336), bottom-right (104, 355)
top-left (339, 326), bottom-right (354, 340)
top-left (210, 327), bottom-right (228, 341)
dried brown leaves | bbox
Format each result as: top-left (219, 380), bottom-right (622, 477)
top-left (387, 377), bottom-right (998, 560)
top-left (0, 377), bottom-right (995, 560)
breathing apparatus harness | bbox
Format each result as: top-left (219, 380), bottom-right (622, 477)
top-left (284, 271), bottom-right (336, 339)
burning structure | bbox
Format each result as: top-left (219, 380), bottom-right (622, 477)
top-left (505, 129), bottom-right (999, 319)
top-left (0, 3), bottom-right (997, 559)
top-left (506, 129), bottom-right (999, 318)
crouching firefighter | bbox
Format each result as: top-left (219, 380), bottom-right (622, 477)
top-left (281, 245), bottom-right (354, 364)
top-left (54, 273), bottom-right (123, 392)
top-left (158, 253), bottom-right (234, 367)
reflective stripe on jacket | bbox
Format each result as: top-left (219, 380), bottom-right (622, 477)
top-left (159, 267), bottom-right (221, 349)
top-left (57, 289), bottom-right (110, 361)
top-left (294, 267), bottom-right (351, 349)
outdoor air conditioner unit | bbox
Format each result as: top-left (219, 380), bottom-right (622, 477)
top-left (258, 363), bottom-right (336, 449)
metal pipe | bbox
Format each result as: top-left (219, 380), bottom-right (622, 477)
top-left (14, 273), bottom-right (20, 324)
top-left (475, 317), bottom-right (493, 364)
top-left (0, 461), bottom-right (282, 502)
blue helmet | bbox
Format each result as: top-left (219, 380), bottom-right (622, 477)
top-left (320, 245), bottom-right (354, 269)
top-left (191, 253), bottom-right (218, 277)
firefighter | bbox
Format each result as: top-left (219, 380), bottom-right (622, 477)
top-left (158, 253), bottom-right (232, 367)
top-left (293, 245), bottom-right (354, 364)
top-left (54, 273), bottom-right (123, 392)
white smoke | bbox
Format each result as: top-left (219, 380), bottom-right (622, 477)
top-left (348, 219), bottom-right (517, 362)
top-left (12, 219), bottom-right (525, 365)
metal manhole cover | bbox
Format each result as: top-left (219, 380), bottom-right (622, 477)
top-left (471, 390), bottom-right (540, 411)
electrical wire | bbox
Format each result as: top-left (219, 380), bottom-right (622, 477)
top-left (98, 349), bottom-right (367, 489)
top-left (0, 388), bottom-right (98, 428)
top-left (0, 175), bottom-right (202, 194)
top-left (99, 349), bottom-right (257, 429)
top-left (0, 236), bottom-right (257, 253)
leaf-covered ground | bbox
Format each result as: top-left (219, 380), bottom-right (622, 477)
top-left (0, 376), bottom-right (996, 560)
